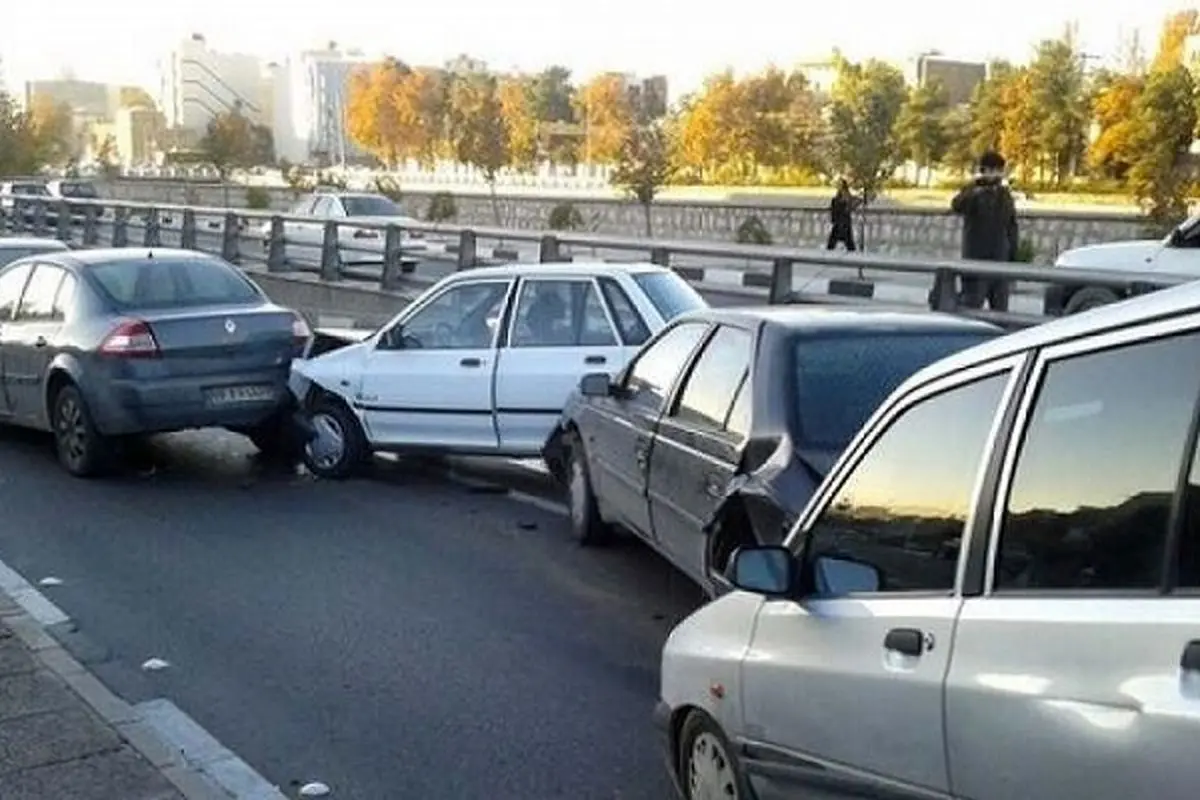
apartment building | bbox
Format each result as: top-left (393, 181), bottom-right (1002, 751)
top-left (161, 33), bottom-right (273, 134)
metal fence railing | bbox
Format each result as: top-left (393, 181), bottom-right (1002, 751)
top-left (1, 193), bottom-right (1192, 331)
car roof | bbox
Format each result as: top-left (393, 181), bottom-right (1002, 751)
top-left (0, 237), bottom-right (70, 252)
top-left (446, 261), bottom-right (672, 280)
top-left (901, 278), bottom-right (1200, 388)
top-left (33, 247), bottom-right (223, 270)
top-left (674, 304), bottom-right (1003, 335)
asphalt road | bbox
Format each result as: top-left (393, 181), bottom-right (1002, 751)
top-left (0, 426), bottom-right (705, 799)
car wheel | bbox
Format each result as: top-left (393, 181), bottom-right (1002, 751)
top-left (678, 711), bottom-right (752, 800)
top-left (302, 397), bottom-right (367, 479)
top-left (1064, 286), bottom-right (1120, 315)
top-left (566, 432), bottom-right (611, 546)
top-left (52, 383), bottom-right (110, 478)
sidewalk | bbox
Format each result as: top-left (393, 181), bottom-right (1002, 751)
top-left (0, 593), bottom-right (225, 799)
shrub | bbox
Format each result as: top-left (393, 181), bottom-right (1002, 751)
top-left (735, 215), bottom-right (773, 245)
top-left (244, 186), bottom-right (271, 210)
top-left (548, 202), bottom-right (584, 231)
top-left (1013, 237), bottom-right (1036, 263)
top-left (425, 192), bottom-right (457, 222)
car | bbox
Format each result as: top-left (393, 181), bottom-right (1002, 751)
top-left (1043, 214), bottom-right (1200, 316)
top-left (542, 307), bottom-right (1001, 594)
top-left (45, 179), bottom-right (101, 222)
top-left (261, 191), bottom-right (429, 263)
top-left (655, 278), bottom-right (1200, 800)
top-left (288, 261), bottom-right (709, 478)
top-left (0, 237), bottom-right (70, 269)
top-left (0, 180), bottom-right (53, 228)
top-left (0, 247), bottom-right (312, 476)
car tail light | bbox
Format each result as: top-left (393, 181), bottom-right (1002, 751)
top-left (99, 320), bottom-right (159, 358)
top-left (292, 312), bottom-right (312, 349)
top-left (352, 229), bottom-right (379, 239)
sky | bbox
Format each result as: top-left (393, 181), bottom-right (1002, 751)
top-left (0, 0), bottom-right (1193, 99)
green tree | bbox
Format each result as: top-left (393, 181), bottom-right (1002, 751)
top-left (94, 134), bottom-right (120, 179)
top-left (533, 66), bottom-right (575, 123)
top-left (941, 106), bottom-right (976, 177)
top-left (610, 122), bottom-right (673, 237)
top-left (999, 68), bottom-right (1040, 182)
top-left (895, 79), bottom-right (950, 184)
top-left (967, 61), bottom-right (1016, 158)
top-left (447, 71), bottom-right (510, 224)
top-left (826, 57), bottom-right (907, 206)
top-left (1026, 36), bottom-right (1089, 184)
top-left (198, 106), bottom-right (269, 204)
top-left (0, 93), bottom-right (43, 175)
top-left (1126, 66), bottom-right (1198, 230)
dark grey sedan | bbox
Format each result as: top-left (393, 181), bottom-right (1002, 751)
top-left (0, 247), bottom-right (311, 476)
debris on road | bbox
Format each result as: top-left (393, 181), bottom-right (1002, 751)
top-left (140, 657), bottom-right (170, 671)
top-left (38, 576), bottom-right (63, 586)
top-left (299, 781), bottom-right (331, 796)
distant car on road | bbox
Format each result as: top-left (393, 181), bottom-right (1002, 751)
top-left (46, 179), bottom-right (101, 222)
top-left (289, 262), bottom-right (709, 478)
top-left (0, 247), bottom-right (312, 476)
top-left (1045, 214), bottom-right (1200, 316)
top-left (0, 180), bottom-right (52, 228)
top-left (261, 191), bottom-right (429, 262)
top-left (543, 306), bottom-right (1001, 594)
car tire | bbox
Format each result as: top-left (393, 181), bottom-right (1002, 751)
top-left (677, 711), bottom-right (753, 800)
top-left (565, 432), bottom-right (611, 546)
top-left (302, 396), bottom-right (367, 480)
top-left (51, 383), bottom-right (110, 478)
top-left (1064, 286), bottom-right (1120, 315)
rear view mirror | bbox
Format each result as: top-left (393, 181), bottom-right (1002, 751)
top-left (812, 555), bottom-right (881, 596)
top-left (730, 546), bottom-right (795, 596)
top-left (579, 372), bottom-right (613, 397)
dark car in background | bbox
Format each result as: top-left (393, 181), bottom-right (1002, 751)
top-left (0, 247), bottom-right (312, 476)
top-left (543, 306), bottom-right (1002, 594)
top-left (46, 179), bottom-right (102, 222)
top-left (0, 180), bottom-right (52, 228)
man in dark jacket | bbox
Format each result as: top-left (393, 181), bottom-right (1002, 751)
top-left (950, 151), bottom-right (1019, 311)
top-left (827, 179), bottom-right (857, 251)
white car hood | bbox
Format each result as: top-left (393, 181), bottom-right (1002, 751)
top-left (1056, 239), bottom-right (1162, 270)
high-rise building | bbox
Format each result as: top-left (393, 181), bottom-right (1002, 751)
top-left (161, 33), bottom-right (272, 134)
top-left (910, 53), bottom-right (987, 106)
top-left (275, 44), bottom-right (376, 165)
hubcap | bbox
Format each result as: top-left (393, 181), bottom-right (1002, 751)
top-left (688, 732), bottom-right (739, 800)
top-left (55, 396), bottom-right (87, 467)
top-left (569, 453), bottom-right (588, 530)
top-left (305, 413), bottom-right (346, 469)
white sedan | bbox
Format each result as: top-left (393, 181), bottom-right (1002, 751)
top-left (288, 261), bottom-right (709, 478)
top-left (260, 191), bottom-right (429, 261)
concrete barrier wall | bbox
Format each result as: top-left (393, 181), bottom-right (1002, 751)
top-left (99, 179), bottom-right (1149, 264)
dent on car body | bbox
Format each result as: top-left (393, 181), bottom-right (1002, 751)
top-left (288, 332), bottom-right (370, 407)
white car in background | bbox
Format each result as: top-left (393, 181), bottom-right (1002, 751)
top-left (288, 262), bottom-right (709, 478)
top-left (262, 191), bottom-right (430, 262)
top-left (1044, 214), bottom-right (1200, 315)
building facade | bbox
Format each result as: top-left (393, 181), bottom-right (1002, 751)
top-left (161, 33), bottom-right (272, 134)
top-left (910, 53), bottom-right (987, 106)
top-left (274, 46), bottom-right (376, 165)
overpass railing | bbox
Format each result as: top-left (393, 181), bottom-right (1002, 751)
top-left (0, 193), bottom-right (1191, 330)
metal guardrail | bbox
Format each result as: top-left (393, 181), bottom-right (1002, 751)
top-left (1, 193), bottom-right (1193, 330)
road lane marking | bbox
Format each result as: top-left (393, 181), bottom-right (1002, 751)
top-left (0, 556), bottom-right (69, 625)
top-left (508, 490), bottom-right (569, 518)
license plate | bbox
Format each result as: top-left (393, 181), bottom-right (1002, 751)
top-left (205, 384), bottom-right (275, 407)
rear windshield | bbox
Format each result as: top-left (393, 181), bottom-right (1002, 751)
top-left (59, 182), bottom-right (98, 198)
top-left (12, 184), bottom-right (49, 196)
top-left (342, 195), bottom-right (402, 216)
top-left (632, 271), bottom-right (707, 321)
top-left (794, 331), bottom-right (998, 450)
top-left (88, 257), bottom-right (262, 310)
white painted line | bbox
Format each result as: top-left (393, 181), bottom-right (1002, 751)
top-left (0, 556), bottom-right (69, 626)
top-left (137, 698), bottom-right (288, 800)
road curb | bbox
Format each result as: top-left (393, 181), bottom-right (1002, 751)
top-left (0, 585), bottom-right (238, 800)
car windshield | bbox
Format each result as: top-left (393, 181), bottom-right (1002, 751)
top-left (12, 183), bottom-right (49, 196)
top-left (632, 271), bottom-right (707, 321)
top-left (88, 256), bottom-right (262, 310)
top-left (342, 195), bottom-right (402, 216)
top-left (793, 331), bottom-right (998, 450)
top-left (59, 182), bottom-right (98, 198)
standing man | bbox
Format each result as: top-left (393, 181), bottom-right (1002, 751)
top-left (951, 151), bottom-right (1019, 311)
top-left (827, 179), bottom-right (857, 251)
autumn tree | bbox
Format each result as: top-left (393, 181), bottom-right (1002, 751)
top-left (1126, 66), bottom-right (1198, 230)
top-left (741, 67), bottom-right (824, 178)
top-left (447, 71), bottom-right (510, 224)
top-left (1150, 9), bottom-right (1200, 73)
top-left (895, 79), bottom-right (950, 184)
top-left (574, 73), bottom-right (634, 164)
top-left (967, 61), bottom-right (1016, 158)
top-left (498, 75), bottom-right (540, 170)
top-left (346, 58), bottom-right (409, 168)
top-left (28, 95), bottom-right (75, 167)
top-left (999, 68), bottom-right (1039, 182)
top-left (675, 71), bottom-right (753, 182)
top-left (610, 122), bottom-right (673, 236)
top-left (1087, 70), bottom-right (1145, 181)
top-left (825, 57), bottom-right (907, 206)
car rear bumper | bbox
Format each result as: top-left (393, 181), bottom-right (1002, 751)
top-left (87, 370), bottom-right (292, 436)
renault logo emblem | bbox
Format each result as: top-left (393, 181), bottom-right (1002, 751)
top-left (224, 319), bottom-right (236, 334)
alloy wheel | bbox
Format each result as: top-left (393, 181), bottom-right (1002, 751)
top-left (55, 395), bottom-right (87, 471)
top-left (306, 412), bottom-right (346, 470)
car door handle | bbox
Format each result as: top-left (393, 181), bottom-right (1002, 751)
top-left (33, 336), bottom-right (46, 348)
top-left (884, 628), bottom-right (925, 657)
top-left (1181, 641), bottom-right (1200, 672)
top-left (585, 355), bottom-right (607, 365)
top-left (460, 357), bottom-right (482, 368)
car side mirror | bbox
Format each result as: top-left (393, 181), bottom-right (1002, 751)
top-left (729, 546), bottom-right (796, 597)
top-left (811, 555), bottom-right (882, 596)
top-left (380, 324), bottom-right (406, 350)
top-left (579, 372), bottom-right (614, 397)
top-left (1169, 228), bottom-right (1184, 247)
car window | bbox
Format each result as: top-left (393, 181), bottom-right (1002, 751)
top-left (673, 325), bottom-right (754, 433)
top-left (398, 281), bottom-right (510, 350)
top-left (510, 279), bottom-right (616, 348)
top-left (53, 273), bottom-right (76, 318)
top-left (597, 277), bottom-right (651, 346)
top-left (326, 197), bottom-right (346, 217)
top-left (311, 197), bottom-right (332, 217)
top-left (89, 257), bottom-right (261, 310)
top-left (0, 263), bottom-right (33, 321)
top-left (994, 332), bottom-right (1200, 592)
top-left (15, 264), bottom-right (66, 321)
top-left (804, 371), bottom-right (1010, 595)
top-left (624, 322), bottom-right (709, 412)
top-left (289, 197), bottom-right (316, 215)
top-left (342, 195), bottom-right (401, 216)
top-left (631, 271), bottom-right (708, 321)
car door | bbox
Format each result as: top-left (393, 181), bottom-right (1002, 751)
top-left (737, 359), bottom-right (1020, 800)
top-left (583, 321), bottom-right (710, 542)
top-left (0, 261), bottom-right (34, 419)
top-left (647, 323), bottom-right (754, 585)
top-left (946, 321), bottom-right (1200, 800)
top-left (358, 278), bottom-right (514, 451)
top-left (280, 195), bottom-right (317, 257)
top-left (5, 263), bottom-right (71, 423)
top-left (291, 195), bottom-right (331, 259)
top-left (493, 277), bottom-right (627, 454)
